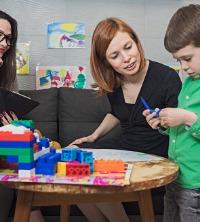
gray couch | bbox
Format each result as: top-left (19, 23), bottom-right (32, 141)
top-left (20, 87), bottom-right (120, 147)
top-left (13, 87), bottom-right (164, 217)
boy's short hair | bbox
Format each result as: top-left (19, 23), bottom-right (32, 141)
top-left (164, 4), bottom-right (200, 53)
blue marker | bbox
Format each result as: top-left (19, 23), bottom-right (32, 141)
top-left (140, 97), bottom-right (151, 110)
top-left (140, 97), bottom-right (161, 117)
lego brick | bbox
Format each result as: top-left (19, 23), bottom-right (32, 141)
top-left (47, 153), bottom-right (61, 163)
top-left (37, 152), bottom-right (61, 164)
top-left (11, 120), bottom-right (34, 130)
top-left (36, 141), bottom-right (43, 151)
top-left (39, 138), bottom-right (50, 148)
top-left (38, 153), bottom-right (54, 163)
top-left (36, 163), bottom-right (56, 175)
top-left (33, 143), bottom-right (39, 153)
top-left (66, 163), bottom-right (90, 177)
top-left (0, 140), bottom-right (34, 148)
top-left (18, 168), bottom-right (35, 178)
top-left (0, 148), bottom-right (34, 156)
top-left (61, 148), bottom-right (77, 161)
top-left (0, 131), bottom-right (34, 141)
top-left (18, 161), bottom-right (36, 170)
top-left (77, 150), bottom-right (93, 163)
top-left (6, 155), bottom-right (18, 163)
top-left (57, 162), bottom-right (67, 175)
top-left (50, 148), bottom-right (56, 154)
top-left (19, 155), bottom-right (34, 163)
top-left (34, 147), bottom-right (50, 161)
top-left (94, 159), bottom-right (125, 172)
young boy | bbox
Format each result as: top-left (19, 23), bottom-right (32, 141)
top-left (143, 4), bottom-right (200, 222)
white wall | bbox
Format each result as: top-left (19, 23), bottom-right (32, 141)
top-left (1, 0), bottom-right (199, 90)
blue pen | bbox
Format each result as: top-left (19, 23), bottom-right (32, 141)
top-left (140, 97), bottom-right (151, 110)
top-left (140, 96), bottom-right (161, 117)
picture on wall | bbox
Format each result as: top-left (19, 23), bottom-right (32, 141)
top-left (47, 22), bottom-right (85, 48)
top-left (36, 66), bottom-right (86, 90)
top-left (16, 43), bottom-right (30, 74)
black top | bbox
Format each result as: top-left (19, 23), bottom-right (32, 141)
top-left (80, 61), bottom-right (182, 157)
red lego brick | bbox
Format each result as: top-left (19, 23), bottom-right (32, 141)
top-left (0, 131), bottom-right (34, 141)
top-left (66, 163), bottom-right (90, 177)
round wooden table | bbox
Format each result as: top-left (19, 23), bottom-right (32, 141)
top-left (1, 156), bottom-right (178, 222)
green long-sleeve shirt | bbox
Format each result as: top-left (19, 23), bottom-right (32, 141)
top-left (164, 76), bottom-right (200, 189)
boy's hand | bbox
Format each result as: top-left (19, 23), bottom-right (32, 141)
top-left (159, 108), bottom-right (198, 127)
top-left (159, 108), bottom-right (185, 126)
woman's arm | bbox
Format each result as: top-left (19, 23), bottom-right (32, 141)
top-left (70, 113), bottom-right (120, 145)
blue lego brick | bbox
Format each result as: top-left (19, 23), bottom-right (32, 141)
top-left (36, 163), bottom-right (56, 175)
top-left (36, 141), bottom-right (43, 151)
top-left (6, 155), bottom-right (18, 163)
top-left (37, 152), bottom-right (61, 164)
top-left (18, 161), bottom-right (36, 170)
top-left (38, 153), bottom-right (53, 163)
top-left (47, 153), bottom-right (61, 163)
top-left (61, 148), bottom-right (77, 161)
top-left (33, 135), bottom-right (37, 143)
top-left (39, 138), bottom-right (50, 148)
top-left (83, 151), bottom-right (93, 163)
top-left (77, 150), bottom-right (93, 163)
top-left (50, 148), bottom-right (56, 154)
top-left (0, 140), bottom-right (34, 148)
top-left (89, 162), bottom-right (94, 174)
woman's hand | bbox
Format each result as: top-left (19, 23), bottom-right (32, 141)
top-left (71, 134), bottom-right (96, 145)
top-left (0, 111), bottom-right (18, 125)
top-left (143, 109), bottom-right (163, 129)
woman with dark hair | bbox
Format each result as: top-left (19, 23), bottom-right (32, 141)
top-left (0, 10), bottom-right (18, 125)
top-left (69, 17), bottom-right (182, 221)
top-left (0, 10), bottom-right (18, 222)
top-left (0, 10), bottom-right (45, 222)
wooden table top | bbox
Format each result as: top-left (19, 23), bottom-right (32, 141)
top-left (1, 157), bottom-right (179, 195)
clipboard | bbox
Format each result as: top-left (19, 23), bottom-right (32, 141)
top-left (0, 88), bottom-right (40, 118)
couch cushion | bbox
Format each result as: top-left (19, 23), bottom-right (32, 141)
top-left (19, 88), bottom-right (59, 141)
top-left (58, 87), bottom-right (120, 147)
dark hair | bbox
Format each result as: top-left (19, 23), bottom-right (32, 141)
top-left (90, 17), bottom-right (145, 96)
top-left (0, 11), bottom-right (18, 90)
top-left (164, 4), bottom-right (200, 53)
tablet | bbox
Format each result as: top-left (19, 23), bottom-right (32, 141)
top-left (0, 88), bottom-right (40, 118)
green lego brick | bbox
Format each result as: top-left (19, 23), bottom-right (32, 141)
top-left (18, 155), bottom-right (34, 162)
top-left (11, 120), bottom-right (34, 129)
top-left (0, 148), bottom-right (34, 156)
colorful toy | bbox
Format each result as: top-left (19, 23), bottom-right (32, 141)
top-left (0, 121), bottom-right (125, 180)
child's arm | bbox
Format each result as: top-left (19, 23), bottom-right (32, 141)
top-left (159, 108), bottom-right (198, 127)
